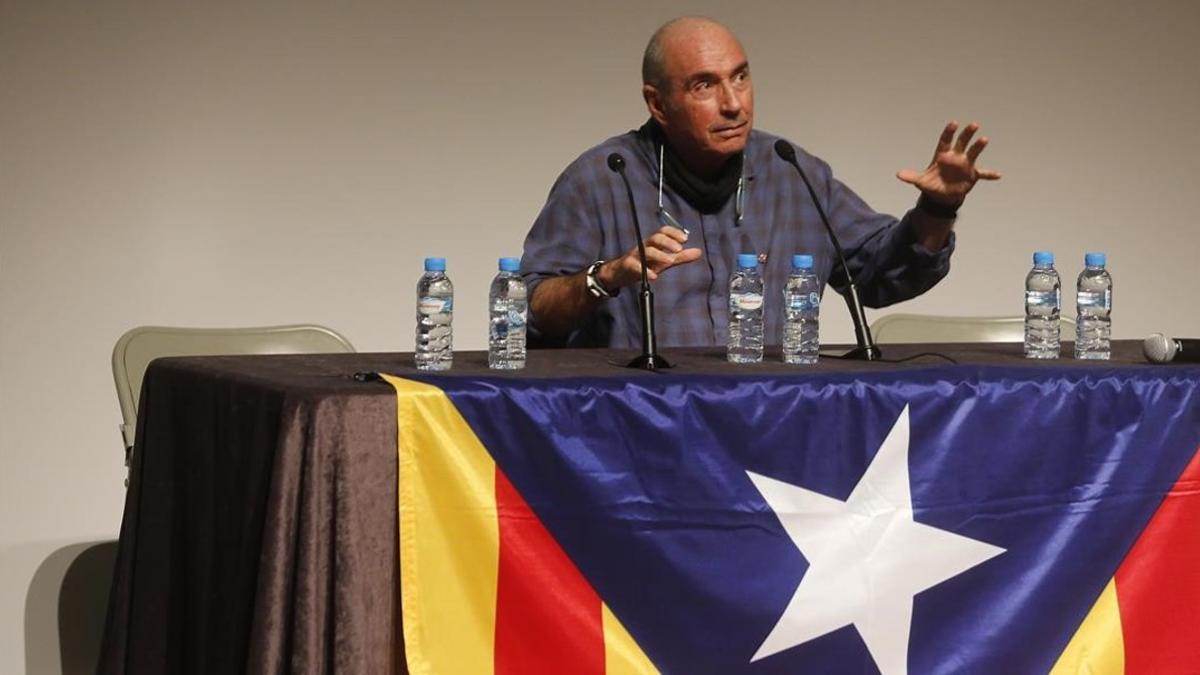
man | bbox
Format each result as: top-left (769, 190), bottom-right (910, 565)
top-left (521, 16), bottom-right (999, 348)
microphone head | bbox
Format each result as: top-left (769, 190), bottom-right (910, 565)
top-left (606, 152), bottom-right (626, 173)
top-left (1143, 333), bottom-right (1177, 363)
top-left (773, 139), bottom-right (797, 163)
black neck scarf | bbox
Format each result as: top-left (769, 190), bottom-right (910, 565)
top-left (647, 121), bottom-right (743, 215)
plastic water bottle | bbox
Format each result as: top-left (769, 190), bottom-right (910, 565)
top-left (782, 254), bottom-right (820, 364)
top-left (415, 257), bottom-right (453, 370)
top-left (1024, 251), bottom-right (1061, 359)
top-left (1075, 252), bottom-right (1112, 360)
top-left (728, 253), bottom-right (764, 363)
top-left (488, 257), bottom-right (527, 370)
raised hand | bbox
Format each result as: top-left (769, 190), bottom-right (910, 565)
top-left (896, 121), bottom-right (1002, 206)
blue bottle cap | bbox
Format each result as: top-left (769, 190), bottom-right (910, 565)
top-left (1085, 252), bottom-right (1106, 267)
top-left (498, 257), bottom-right (520, 272)
top-left (737, 253), bottom-right (758, 269)
top-left (424, 257), bottom-right (446, 272)
top-left (792, 254), bottom-right (814, 270)
top-left (1033, 251), bottom-right (1054, 265)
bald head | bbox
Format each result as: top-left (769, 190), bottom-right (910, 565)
top-left (639, 16), bottom-right (754, 176)
top-left (642, 17), bottom-right (743, 91)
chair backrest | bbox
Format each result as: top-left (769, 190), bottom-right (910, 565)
top-left (112, 324), bottom-right (355, 452)
top-left (870, 313), bottom-right (1076, 344)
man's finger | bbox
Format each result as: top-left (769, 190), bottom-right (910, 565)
top-left (672, 248), bottom-right (704, 266)
top-left (657, 225), bottom-right (690, 243)
top-left (647, 232), bottom-right (683, 253)
top-left (935, 121), bottom-right (958, 155)
top-left (966, 137), bottom-right (989, 163)
top-left (954, 122), bottom-right (980, 153)
top-left (896, 169), bottom-right (921, 185)
top-left (643, 247), bottom-right (678, 267)
top-left (976, 169), bottom-right (1003, 180)
top-left (652, 246), bottom-right (705, 271)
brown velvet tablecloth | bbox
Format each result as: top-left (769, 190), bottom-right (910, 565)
top-left (97, 342), bottom-right (1157, 674)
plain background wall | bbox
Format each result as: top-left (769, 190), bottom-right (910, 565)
top-left (2, 1), bottom-right (1198, 672)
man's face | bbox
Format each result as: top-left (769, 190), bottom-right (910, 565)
top-left (645, 24), bottom-right (754, 174)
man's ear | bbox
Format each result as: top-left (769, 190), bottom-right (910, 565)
top-left (643, 84), bottom-right (668, 127)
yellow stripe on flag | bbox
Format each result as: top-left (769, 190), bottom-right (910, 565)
top-left (383, 375), bottom-right (498, 675)
top-left (1050, 577), bottom-right (1125, 675)
top-left (603, 602), bottom-right (660, 674)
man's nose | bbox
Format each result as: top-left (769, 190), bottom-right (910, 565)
top-left (718, 81), bottom-right (742, 115)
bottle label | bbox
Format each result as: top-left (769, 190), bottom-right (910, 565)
top-left (507, 309), bottom-right (527, 328)
top-left (733, 293), bottom-right (764, 311)
top-left (419, 297), bottom-right (452, 315)
top-left (787, 292), bottom-right (821, 311)
top-left (1025, 289), bottom-right (1059, 312)
top-left (1076, 290), bottom-right (1111, 312)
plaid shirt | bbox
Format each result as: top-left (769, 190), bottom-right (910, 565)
top-left (521, 121), bottom-right (954, 348)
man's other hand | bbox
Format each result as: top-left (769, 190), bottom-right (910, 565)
top-left (599, 225), bottom-right (703, 289)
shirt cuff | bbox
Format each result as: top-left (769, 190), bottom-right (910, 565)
top-left (902, 208), bottom-right (957, 258)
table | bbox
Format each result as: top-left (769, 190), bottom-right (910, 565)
top-left (98, 343), bottom-right (1200, 674)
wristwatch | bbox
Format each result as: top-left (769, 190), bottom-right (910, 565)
top-left (917, 193), bottom-right (962, 219)
top-left (585, 260), bottom-right (618, 299)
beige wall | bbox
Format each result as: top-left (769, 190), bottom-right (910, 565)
top-left (3, 1), bottom-right (1198, 671)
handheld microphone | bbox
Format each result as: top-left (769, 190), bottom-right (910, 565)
top-left (1143, 333), bottom-right (1200, 364)
top-left (773, 139), bottom-right (881, 361)
top-left (607, 152), bottom-right (671, 370)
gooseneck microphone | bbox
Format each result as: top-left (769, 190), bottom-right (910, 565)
top-left (607, 152), bottom-right (672, 370)
top-left (773, 139), bottom-right (881, 361)
top-left (1143, 333), bottom-right (1200, 364)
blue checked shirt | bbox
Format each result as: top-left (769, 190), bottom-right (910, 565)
top-left (521, 122), bottom-right (955, 348)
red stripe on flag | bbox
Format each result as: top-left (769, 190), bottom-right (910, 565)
top-left (1114, 448), bottom-right (1200, 674)
top-left (494, 468), bottom-right (605, 675)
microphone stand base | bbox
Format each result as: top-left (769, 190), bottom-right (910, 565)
top-left (626, 353), bottom-right (673, 370)
top-left (822, 345), bottom-right (884, 361)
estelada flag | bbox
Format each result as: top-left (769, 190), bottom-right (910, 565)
top-left (382, 366), bottom-right (1200, 675)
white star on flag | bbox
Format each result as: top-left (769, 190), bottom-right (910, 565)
top-left (746, 405), bottom-right (1005, 675)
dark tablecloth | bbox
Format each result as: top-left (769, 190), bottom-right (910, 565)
top-left (97, 342), bottom-right (1162, 674)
